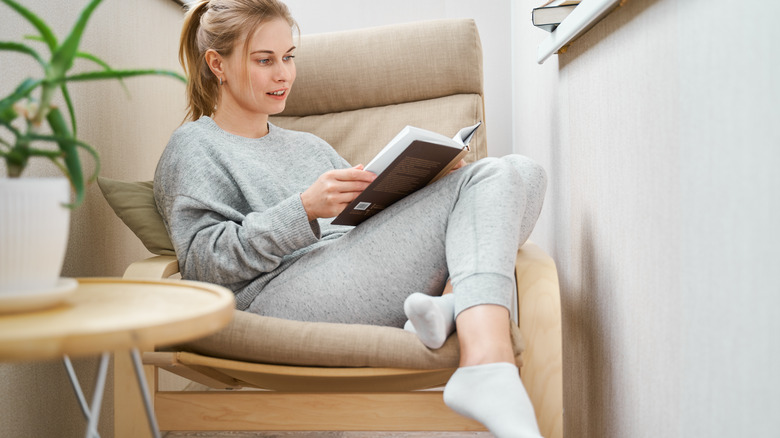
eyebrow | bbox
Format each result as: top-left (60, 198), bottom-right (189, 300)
top-left (250, 46), bottom-right (296, 55)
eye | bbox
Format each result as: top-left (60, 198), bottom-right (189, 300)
top-left (257, 58), bottom-right (271, 65)
top-left (283, 55), bottom-right (295, 62)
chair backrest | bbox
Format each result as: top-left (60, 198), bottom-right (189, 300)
top-left (270, 18), bottom-right (487, 166)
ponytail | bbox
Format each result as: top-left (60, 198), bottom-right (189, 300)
top-left (179, 0), bottom-right (217, 122)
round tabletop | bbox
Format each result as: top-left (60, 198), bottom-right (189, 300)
top-left (0, 278), bottom-right (235, 362)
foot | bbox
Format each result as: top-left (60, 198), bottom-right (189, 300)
top-left (403, 293), bottom-right (455, 349)
top-left (443, 362), bottom-right (542, 438)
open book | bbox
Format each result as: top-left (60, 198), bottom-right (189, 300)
top-left (331, 121), bottom-right (482, 226)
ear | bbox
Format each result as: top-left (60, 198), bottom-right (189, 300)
top-left (204, 49), bottom-right (225, 81)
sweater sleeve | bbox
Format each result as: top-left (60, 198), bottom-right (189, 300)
top-left (153, 120), bottom-right (334, 291)
top-left (163, 191), bottom-right (320, 287)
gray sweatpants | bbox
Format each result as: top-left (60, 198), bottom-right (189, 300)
top-left (247, 155), bottom-right (547, 328)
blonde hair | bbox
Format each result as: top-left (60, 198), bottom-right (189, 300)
top-left (179, 0), bottom-right (298, 122)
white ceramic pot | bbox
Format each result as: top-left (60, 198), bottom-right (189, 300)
top-left (0, 178), bottom-right (71, 294)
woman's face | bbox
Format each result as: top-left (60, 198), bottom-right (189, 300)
top-left (221, 18), bottom-right (296, 118)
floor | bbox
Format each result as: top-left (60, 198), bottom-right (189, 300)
top-left (165, 433), bottom-right (493, 437)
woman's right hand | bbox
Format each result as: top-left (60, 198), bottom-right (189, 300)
top-left (300, 165), bottom-right (376, 221)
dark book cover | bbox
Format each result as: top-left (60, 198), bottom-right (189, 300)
top-left (331, 140), bottom-right (466, 226)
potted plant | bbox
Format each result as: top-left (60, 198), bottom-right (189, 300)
top-left (0, 0), bottom-right (185, 305)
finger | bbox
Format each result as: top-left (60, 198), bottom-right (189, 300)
top-left (325, 191), bottom-right (363, 207)
top-left (330, 180), bottom-right (373, 194)
top-left (334, 168), bottom-right (377, 182)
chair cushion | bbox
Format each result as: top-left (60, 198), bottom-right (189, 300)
top-left (176, 309), bottom-right (524, 369)
top-left (97, 177), bottom-right (174, 256)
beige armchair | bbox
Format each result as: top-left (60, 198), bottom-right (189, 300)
top-left (100, 19), bottom-right (563, 437)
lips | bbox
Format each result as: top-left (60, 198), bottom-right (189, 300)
top-left (267, 89), bottom-right (287, 97)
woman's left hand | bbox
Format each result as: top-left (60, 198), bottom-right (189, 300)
top-left (449, 159), bottom-right (467, 174)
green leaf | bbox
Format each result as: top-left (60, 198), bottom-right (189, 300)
top-left (0, 101), bottom-right (19, 125)
top-left (0, 117), bottom-right (23, 137)
top-left (75, 50), bottom-right (112, 71)
top-left (77, 139), bottom-right (100, 183)
top-left (17, 145), bottom-right (63, 159)
top-left (0, 41), bottom-right (46, 67)
top-left (76, 50), bottom-right (130, 96)
top-left (23, 34), bottom-right (45, 43)
top-left (65, 68), bottom-right (187, 83)
top-left (50, 0), bottom-right (103, 78)
top-left (26, 133), bottom-right (96, 166)
top-left (0, 77), bottom-right (42, 123)
top-left (46, 107), bottom-right (84, 208)
top-left (45, 156), bottom-right (68, 178)
top-left (0, 0), bottom-right (58, 51)
top-left (27, 132), bottom-right (102, 185)
top-left (3, 135), bottom-right (30, 177)
top-left (60, 83), bottom-right (77, 135)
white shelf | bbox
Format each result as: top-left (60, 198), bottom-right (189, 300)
top-left (537, 0), bottom-right (623, 64)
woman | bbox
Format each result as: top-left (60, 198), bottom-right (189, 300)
top-left (155, 1), bottom-right (546, 436)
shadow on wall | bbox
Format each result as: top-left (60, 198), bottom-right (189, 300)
top-left (561, 213), bottom-right (614, 438)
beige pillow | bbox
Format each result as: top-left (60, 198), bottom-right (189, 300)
top-left (97, 177), bottom-right (175, 256)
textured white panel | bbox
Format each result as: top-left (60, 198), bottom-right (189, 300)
top-left (514, 0), bottom-right (780, 436)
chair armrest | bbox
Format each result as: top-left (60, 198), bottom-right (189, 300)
top-left (514, 241), bottom-right (563, 438)
top-left (123, 255), bottom-right (179, 279)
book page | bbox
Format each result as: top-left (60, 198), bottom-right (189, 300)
top-left (365, 126), bottom-right (461, 175)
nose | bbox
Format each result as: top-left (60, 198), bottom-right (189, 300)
top-left (275, 61), bottom-right (294, 83)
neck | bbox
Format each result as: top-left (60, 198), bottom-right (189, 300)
top-left (211, 106), bottom-right (270, 139)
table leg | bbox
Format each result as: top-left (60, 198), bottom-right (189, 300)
top-left (63, 356), bottom-right (93, 422)
top-left (65, 350), bottom-right (160, 438)
top-left (130, 348), bottom-right (162, 438)
top-left (63, 352), bottom-right (109, 438)
top-left (86, 353), bottom-right (110, 437)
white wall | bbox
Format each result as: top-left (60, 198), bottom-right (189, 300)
top-left (283, 0), bottom-right (514, 157)
top-left (512, 0), bottom-right (780, 436)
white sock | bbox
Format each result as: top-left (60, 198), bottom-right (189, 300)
top-left (443, 362), bottom-right (542, 438)
top-left (403, 293), bottom-right (455, 349)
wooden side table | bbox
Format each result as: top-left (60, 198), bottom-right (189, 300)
top-left (0, 278), bottom-right (234, 438)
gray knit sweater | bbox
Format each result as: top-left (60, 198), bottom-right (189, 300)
top-left (154, 116), bottom-right (352, 310)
